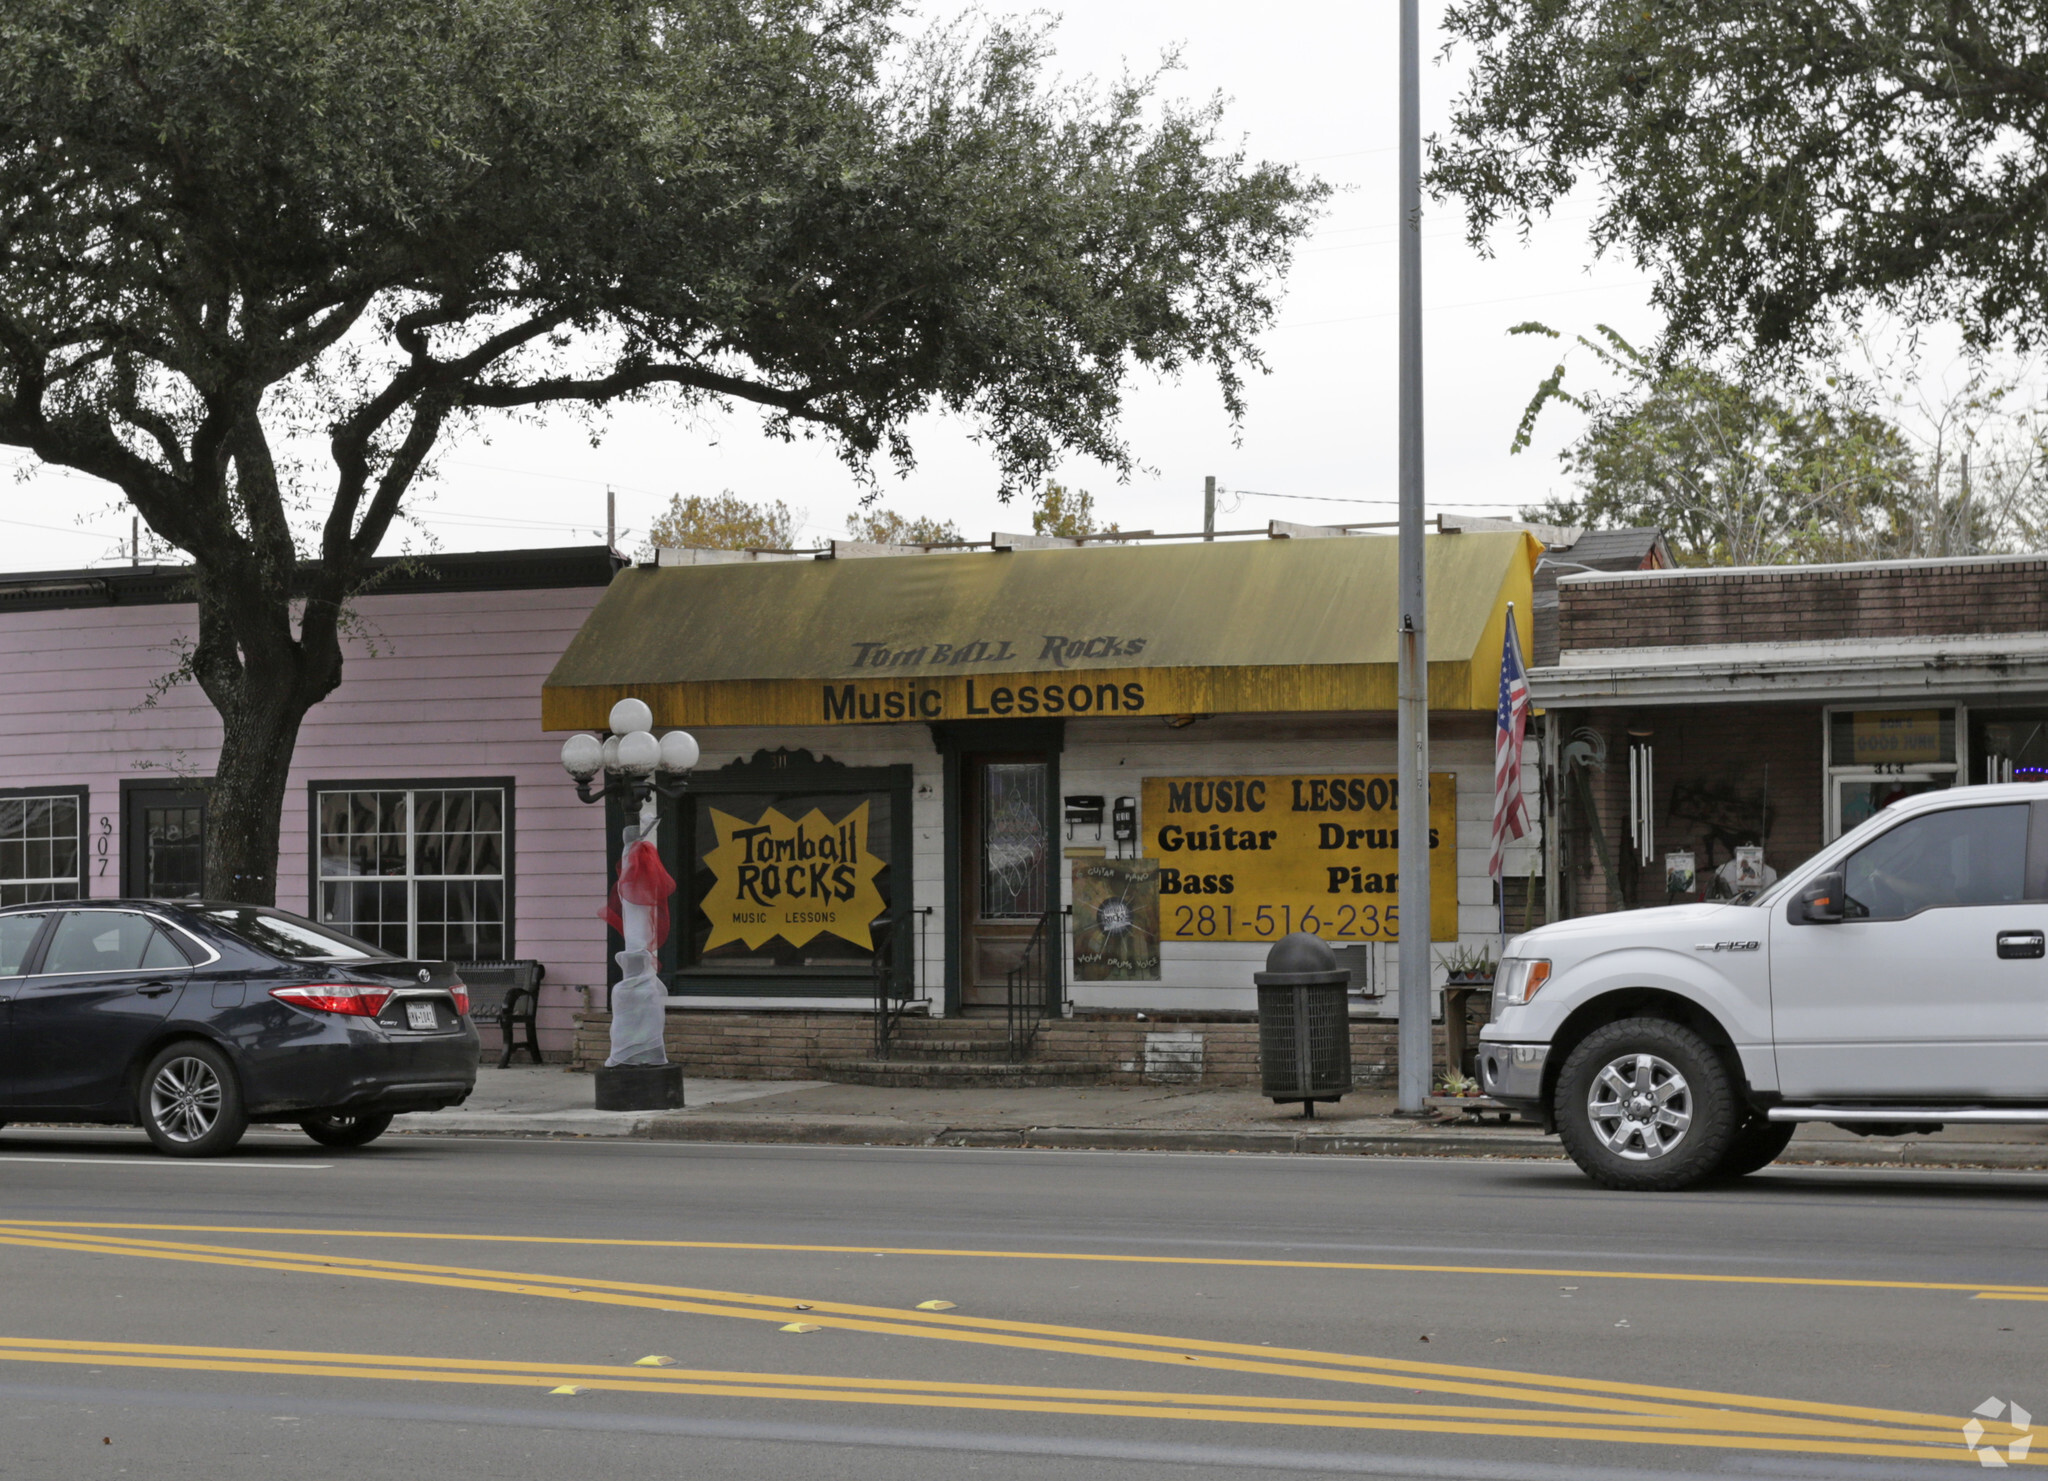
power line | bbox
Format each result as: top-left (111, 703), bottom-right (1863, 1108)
top-left (0, 513), bottom-right (125, 540)
top-left (438, 457), bottom-right (669, 502)
top-left (1225, 488), bottom-right (1522, 509)
top-left (409, 508), bottom-right (608, 535)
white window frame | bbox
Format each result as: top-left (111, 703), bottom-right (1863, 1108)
top-left (0, 787), bottom-right (89, 907)
top-left (310, 780), bottom-right (513, 961)
top-left (1822, 704), bottom-right (1967, 841)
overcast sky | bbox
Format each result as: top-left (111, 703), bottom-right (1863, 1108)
top-left (0, 1), bottom-right (1665, 573)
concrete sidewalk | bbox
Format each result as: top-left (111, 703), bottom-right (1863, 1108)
top-left (390, 1066), bottom-right (2048, 1168)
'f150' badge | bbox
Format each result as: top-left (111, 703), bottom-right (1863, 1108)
top-left (1694, 940), bottom-right (1760, 952)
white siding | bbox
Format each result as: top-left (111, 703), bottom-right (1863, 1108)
top-left (672, 713), bottom-right (1540, 1014)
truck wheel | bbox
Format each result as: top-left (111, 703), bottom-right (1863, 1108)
top-left (1553, 1018), bottom-right (1738, 1191)
top-left (1716, 1116), bottom-right (1797, 1179)
top-left (138, 1041), bottom-right (249, 1158)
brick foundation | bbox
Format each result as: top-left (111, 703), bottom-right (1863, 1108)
top-left (570, 1008), bottom-right (1474, 1088)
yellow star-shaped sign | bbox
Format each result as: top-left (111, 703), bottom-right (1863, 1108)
top-left (699, 802), bottom-right (888, 952)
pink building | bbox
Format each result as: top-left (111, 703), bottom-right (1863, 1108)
top-left (0, 546), bottom-right (619, 1058)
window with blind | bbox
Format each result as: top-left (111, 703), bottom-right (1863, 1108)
top-left (312, 783), bottom-right (511, 959)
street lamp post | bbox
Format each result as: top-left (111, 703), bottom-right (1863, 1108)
top-left (560, 697), bottom-right (699, 1112)
top-left (1394, 0), bottom-right (1433, 1116)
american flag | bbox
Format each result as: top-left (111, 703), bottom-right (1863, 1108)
top-left (1490, 605), bottom-right (1531, 884)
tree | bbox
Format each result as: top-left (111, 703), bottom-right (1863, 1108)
top-left (645, 493), bottom-right (800, 553)
top-left (845, 509), bottom-right (962, 545)
top-left (1428, 0), bottom-right (2048, 357)
top-left (0, 0), bottom-right (1324, 902)
top-left (1514, 325), bottom-right (2048, 563)
top-left (1032, 482), bottom-right (1119, 538)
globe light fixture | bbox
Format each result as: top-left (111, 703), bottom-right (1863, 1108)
top-left (658, 730), bottom-right (700, 774)
top-left (560, 733), bottom-right (603, 782)
top-left (559, 696), bottom-right (700, 1112)
top-left (616, 730), bottom-right (660, 776)
top-left (609, 696), bottom-right (654, 735)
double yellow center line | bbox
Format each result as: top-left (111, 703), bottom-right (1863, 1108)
top-left (0, 1218), bottom-right (2029, 1465)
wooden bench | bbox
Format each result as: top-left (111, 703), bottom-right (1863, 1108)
top-left (456, 960), bottom-right (546, 1067)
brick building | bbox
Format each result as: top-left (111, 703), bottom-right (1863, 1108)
top-left (1531, 551), bottom-right (2048, 917)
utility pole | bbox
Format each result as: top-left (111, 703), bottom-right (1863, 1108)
top-left (606, 486), bottom-right (616, 555)
top-left (1394, 0), bottom-right (1433, 1115)
top-left (1203, 475), bottom-right (1216, 541)
top-left (131, 514), bottom-right (140, 567)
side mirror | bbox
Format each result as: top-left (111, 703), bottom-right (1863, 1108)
top-left (1793, 871), bottom-right (1845, 925)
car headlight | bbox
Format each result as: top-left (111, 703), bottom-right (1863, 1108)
top-left (1493, 957), bottom-right (1551, 1009)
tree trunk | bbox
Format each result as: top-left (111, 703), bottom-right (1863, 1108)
top-left (191, 575), bottom-right (346, 906)
top-left (202, 667), bottom-right (317, 904)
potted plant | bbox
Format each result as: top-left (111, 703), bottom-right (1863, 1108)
top-left (1434, 1069), bottom-right (1483, 1099)
top-left (1436, 943), bottom-right (1496, 987)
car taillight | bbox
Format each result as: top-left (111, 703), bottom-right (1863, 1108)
top-left (271, 984), bottom-right (395, 1017)
top-left (450, 983), bottom-right (470, 1017)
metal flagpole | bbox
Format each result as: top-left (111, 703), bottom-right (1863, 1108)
top-left (1394, 0), bottom-right (1432, 1114)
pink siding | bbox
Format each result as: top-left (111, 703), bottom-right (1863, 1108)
top-left (0, 584), bottom-right (609, 1055)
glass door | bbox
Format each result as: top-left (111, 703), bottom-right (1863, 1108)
top-left (961, 756), bottom-right (1052, 1009)
top-left (1824, 708), bottom-right (1959, 839)
top-left (122, 786), bottom-right (208, 899)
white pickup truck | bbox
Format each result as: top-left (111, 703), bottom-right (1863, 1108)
top-left (1479, 781), bottom-right (2048, 1189)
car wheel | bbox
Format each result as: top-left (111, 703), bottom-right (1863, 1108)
top-left (1553, 1017), bottom-right (1739, 1192)
top-left (138, 1042), bottom-right (248, 1158)
top-left (299, 1112), bottom-right (395, 1149)
top-left (1715, 1115), bottom-right (1798, 1179)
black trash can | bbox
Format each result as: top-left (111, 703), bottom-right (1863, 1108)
top-left (1254, 932), bottom-right (1352, 1115)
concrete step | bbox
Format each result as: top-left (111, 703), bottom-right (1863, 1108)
top-left (876, 1038), bottom-right (1016, 1058)
top-left (818, 1058), bottom-right (1104, 1089)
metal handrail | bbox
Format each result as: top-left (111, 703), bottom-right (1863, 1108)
top-left (1005, 910), bottom-right (1056, 1059)
top-left (871, 918), bottom-right (905, 1058)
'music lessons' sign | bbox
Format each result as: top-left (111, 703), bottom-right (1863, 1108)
top-left (1137, 773), bottom-right (1458, 942)
top-left (698, 802), bottom-right (889, 952)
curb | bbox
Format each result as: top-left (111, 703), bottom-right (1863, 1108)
top-left (378, 1113), bottom-right (2048, 1169)
top-left (640, 1115), bottom-right (1567, 1158)
top-left (638, 1116), bottom-right (2048, 1167)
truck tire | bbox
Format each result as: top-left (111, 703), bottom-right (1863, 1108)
top-left (1715, 1116), bottom-right (1797, 1179)
top-left (1553, 1017), bottom-right (1739, 1191)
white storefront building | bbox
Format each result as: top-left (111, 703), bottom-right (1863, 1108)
top-left (543, 528), bottom-right (1541, 1031)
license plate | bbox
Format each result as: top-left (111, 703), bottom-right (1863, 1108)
top-left (405, 1001), bottom-right (438, 1031)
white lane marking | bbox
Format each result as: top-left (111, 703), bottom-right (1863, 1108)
top-left (0, 1156), bottom-right (330, 1169)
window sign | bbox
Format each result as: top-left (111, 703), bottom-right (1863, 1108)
top-left (1833, 709), bottom-right (1954, 766)
top-left (686, 788), bottom-right (895, 974)
top-left (1824, 708), bottom-right (1961, 840)
top-left (1137, 773), bottom-right (1459, 942)
top-left (1072, 858), bottom-right (1161, 980)
top-left (697, 800), bottom-right (889, 953)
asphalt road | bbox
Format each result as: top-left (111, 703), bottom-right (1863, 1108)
top-left (0, 1126), bottom-right (2043, 1480)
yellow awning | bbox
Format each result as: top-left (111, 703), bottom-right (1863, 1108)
top-left (542, 531), bottom-right (1539, 729)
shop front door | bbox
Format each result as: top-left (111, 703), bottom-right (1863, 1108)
top-left (961, 755), bottom-right (1053, 1009)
